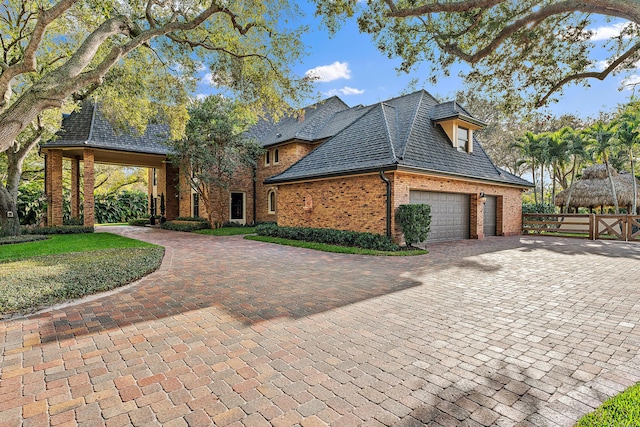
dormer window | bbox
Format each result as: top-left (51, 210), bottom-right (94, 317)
top-left (265, 150), bottom-right (270, 165)
top-left (457, 127), bottom-right (469, 152)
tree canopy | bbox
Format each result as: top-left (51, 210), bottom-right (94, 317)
top-left (0, 0), bottom-right (312, 153)
top-left (314, 0), bottom-right (640, 111)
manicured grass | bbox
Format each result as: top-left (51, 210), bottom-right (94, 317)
top-left (576, 382), bottom-right (640, 426)
top-left (196, 227), bottom-right (256, 236)
top-left (0, 233), bottom-right (164, 315)
top-left (0, 233), bottom-right (154, 262)
top-left (244, 235), bottom-right (427, 256)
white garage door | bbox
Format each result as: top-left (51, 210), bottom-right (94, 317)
top-left (409, 191), bottom-right (470, 242)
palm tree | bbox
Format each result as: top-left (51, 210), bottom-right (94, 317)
top-left (513, 132), bottom-right (541, 205)
top-left (544, 129), bottom-right (571, 210)
top-left (587, 121), bottom-right (619, 214)
top-left (558, 128), bottom-right (588, 213)
top-left (612, 104), bottom-right (640, 214)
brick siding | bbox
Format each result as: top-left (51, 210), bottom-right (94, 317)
top-left (82, 149), bottom-right (95, 227)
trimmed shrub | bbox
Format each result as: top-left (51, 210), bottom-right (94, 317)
top-left (161, 220), bottom-right (211, 232)
top-left (128, 218), bottom-right (149, 227)
top-left (255, 224), bottom-right (399, 251)
top-left (22, 226), bottom-right (94, 235)
top-left (396, 204), bottom-right (431, 247)
top-left (175, 216), bottom-right (209, 223)
top-left (63, 217), bottom-right (84, 226)
top-left (0, 235), bottom-right (48, 245)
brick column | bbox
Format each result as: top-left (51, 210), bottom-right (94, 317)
top-left (165, 162), bottom-right (180, 220)
top-left (83, 149), bottom-right (95, 227)
top-left (70, 157), bottom-right (81, 219)
top-left (470, 193), bottom-right (482, 239)
top-left (178, 167), bottom-right (191, 218)
top-left (47, 150), bottom-right (64, 226)
top-left (496, 196), bottom-right (504, 236)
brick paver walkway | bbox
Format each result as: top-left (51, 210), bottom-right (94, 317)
top-left (2, 227), bottom-right (640, 426)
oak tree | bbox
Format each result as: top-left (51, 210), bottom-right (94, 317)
top-left (315, 0), bottom-right (640, 111)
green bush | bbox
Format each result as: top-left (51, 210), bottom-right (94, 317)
top-left (522, 202), bottom-right (557, 214)
top-left (396, 204), bottom-right (431, 247)
top-left (161, 220), bottom-right (211, 232)
top-left (255, 224), bottom-right (399, 251)
top-left (22, 226), bottom-right (94, 235)
top-left (175, 216), bottom-right (209, 223)
top-left (0, 235), bottom-right (48, 245)
top-left (128, 218), bottom-right (149, 227)
top-left (94, 190), bottom-right (148, 224)
top-left (63, 217), bottom-right (84, 226)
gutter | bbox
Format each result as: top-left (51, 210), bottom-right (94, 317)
top-left (379, 171), bottom-right (392, 238)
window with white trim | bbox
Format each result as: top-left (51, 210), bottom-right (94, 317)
top-left (268, 190), bottom-right (276, 214)
top-left (457, 126), bottom-right (469, 152)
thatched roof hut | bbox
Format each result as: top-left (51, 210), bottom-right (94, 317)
top-left (555, 164), bottom-right (640, 209)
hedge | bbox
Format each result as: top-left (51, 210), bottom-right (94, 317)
top-left (21, 226), bottom-right (94, 235)
top-left (161, 220), bottom-right (211, 232)
top-left (255, 224), bottom-right (399, 251)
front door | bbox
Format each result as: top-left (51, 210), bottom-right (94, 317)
top-left (230, 192), bottom-right (245, 225)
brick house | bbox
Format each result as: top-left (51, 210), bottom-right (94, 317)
top-left (42, 90), bottom-right (531, 242)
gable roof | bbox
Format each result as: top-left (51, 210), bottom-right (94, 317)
top-left (265, 90), bottom-right (532, 188)
top-left (41, 102), bottom-right (170, 155)
top-left (256, 96), bottom-right (350, 147)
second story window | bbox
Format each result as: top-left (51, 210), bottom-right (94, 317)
top-left (274, 149), bottom-right (279, 164)
top-left (265, 150), bottom-right (271, 165)
top-left (457, 127), bottom-right (469, 152)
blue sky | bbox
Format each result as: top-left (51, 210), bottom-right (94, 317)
top-left (197, 2), bottom-right (639, 119)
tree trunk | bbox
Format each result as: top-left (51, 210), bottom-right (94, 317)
top-left (540, 163), bottom-right (545, 207)
top-left (631, 149), bottom-right (637, 214)
top-left (532, 161), bottom-right (538, 205)
top-left (0, 186), bottom-right (19, 237)
top-left (604, 156), bottom-right (619, 214)
top-left (564, 157), bottom-right (578, 214)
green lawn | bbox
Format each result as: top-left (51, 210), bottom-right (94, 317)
top-left (244, 235), bottom-right (427, 256)
top-left (576, 383), bottom-right (640, 426)
top-left (0, 233), bottom-right (155, 262)
top-left (0, 233), bottom-right (163, 315)
top-left (195, 227), bottom-right (256, 236)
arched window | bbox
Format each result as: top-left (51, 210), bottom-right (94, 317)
top-left (274, 149), bottom-right (279, 164)
top-left (268, 190), bottom-right (276, 214)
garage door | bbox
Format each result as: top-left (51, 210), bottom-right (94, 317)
top-left (409, 191), bottom-right (470, 242)
top-left (483, 196), bottom-right (497, 236)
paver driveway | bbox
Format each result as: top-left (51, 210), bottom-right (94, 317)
top-left (2, 227), bottom-right (640, 427)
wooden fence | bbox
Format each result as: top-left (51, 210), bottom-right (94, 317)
top-left (522, 213), bottom-right (640, 241)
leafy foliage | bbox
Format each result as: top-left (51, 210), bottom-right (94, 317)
top-left (166, 95), bottom-right (264, 227)
top-left (0, 247), bottom-right (164, 315)
top-left (0, 235), bottom-right (47, 245)
top-left (161, 220), bottom-right (211, 232)
top-left (22, 226), bottom-right (94, 235)
top-left (256, 224), bottom-right (399, 251)
top-left (314, 1), bottom-right (640, 111)
top-left (576, 382), bottom-right (640, 426)
top-left (94, 190), bottom-right (148, 224)
top-left (395, 204), bottom-right (431, 247)
top-left (0, 0), bottom-right (313, 153)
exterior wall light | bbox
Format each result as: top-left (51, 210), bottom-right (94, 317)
top-left (480, 192), bottom-right (487, 204)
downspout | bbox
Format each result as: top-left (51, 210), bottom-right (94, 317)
top-left (252, 165), bottom-right (257, 225)
top-left (379, 171), bottom-right (391, 238)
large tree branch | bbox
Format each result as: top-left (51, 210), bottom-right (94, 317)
top-left (384, 0), bottom-right (504, 16)
top-left (0, 0), bottom-right (78, 110)
top-left (536, 40), bottom-right (640, 107)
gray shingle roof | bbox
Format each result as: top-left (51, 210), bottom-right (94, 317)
top-left (257, 96), bottom-right (350, 147)
top-left (42, 102), bottom-right (170, 155)
top-left (265, 90), bottom-right (532, 187)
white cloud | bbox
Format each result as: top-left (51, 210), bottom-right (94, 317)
top-left (195, 93), bottom-right (208, 100)
top-left (326, 86), bottom-right (365, 96)
top-left (590, 22), bottom-right (631, 41)
top-left (201, 73), bottom-right (214, 85)
top-left (305, 61), bottom-right (351, 82)
top-left (623, 74), bottom-right (640, 89)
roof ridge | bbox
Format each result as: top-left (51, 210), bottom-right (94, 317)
top-left (85, 101), bottom-right (98, 144)
top-left (380, 103), bottom-right (399, 164)
top-left (399, 91), bottom-right (426, 161)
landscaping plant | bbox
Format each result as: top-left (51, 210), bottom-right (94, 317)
top-left (396, 204), bottom-right (431, 247)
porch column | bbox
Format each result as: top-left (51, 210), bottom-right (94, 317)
top-left (165, 162), bottom-right (180, 220)
top-left (70, 157), bottom-right (81, 219)
top-left (47, 150), bottom-right (64, 226)
top-left (83, 149), bottom-right (95, 227)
